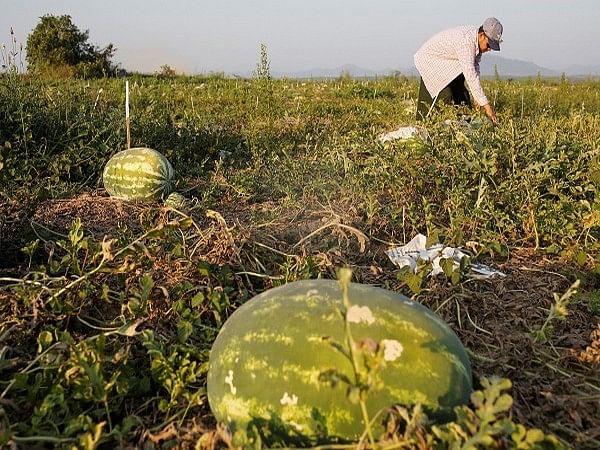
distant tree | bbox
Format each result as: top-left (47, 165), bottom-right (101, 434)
top-left (26, 14), bottom-right (116, 78)
top-left (157, 64), bottom-right (177, 78)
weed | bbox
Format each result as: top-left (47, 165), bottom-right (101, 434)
top-left (584, 289), bottom-right (600, 315)
top-left (532, 279), bottom-right (580, 344)
top-left (253, 43), bottom-right (271, 81)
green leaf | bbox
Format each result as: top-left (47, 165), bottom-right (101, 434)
top-left (68, 217), bottom-right (84, 248)
top-left (511, 423), bottom-right (527, 443)
top-left (139, 274), bottom-right (154, 302)
top-left (318, 368), bottom-right (351, 388)
top-left (425, 230), bottom-right (440, 248)
top-left (493, 393), bottom-right (514, 413)
top-left (399, 271), bottom-right (422, 295)
top-left (37, 330), bottom-right (53, 353)
top-left (451, 269), bottom-right (461, 285)
top-left (440, 257), bottom-right (455, 278)
top-left (100, 283), bottom-right (110, 302)
top-left (575, 250), bottom-right (587, 267)
top-left (532, 326), bottom-right (552, 343)
top-left (325, 338), bottom-right (350, 359)
top-left (191, 292), bottom-right (204, 308)
top-left (197, 261), bottom-right (212, 277)
top-left (546, 243), bottom-right (562, 255)
top-left (79, 421), bottom-right (105, 450)
top-left (525, 428), bottom-right (546, 443)
top-left (177, 319), bottom-right (193, 344)
top-left (178, 217), bottom-right (193, 229)
top-left (116, 319), bottom-right (144, 337)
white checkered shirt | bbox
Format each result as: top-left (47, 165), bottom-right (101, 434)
top-left (414, 25), bottom-right (488, 106)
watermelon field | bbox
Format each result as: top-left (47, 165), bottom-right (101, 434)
top-left (1, 70), bottom-right (599, 449)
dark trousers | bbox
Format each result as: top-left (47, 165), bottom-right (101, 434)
top-left (416, 74), bottom-right (471, 121)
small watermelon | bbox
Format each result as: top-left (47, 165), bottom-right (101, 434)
top-left (103, 147), bottom-right (174, 201)
top-left (207, 279), bottom-right (472, 446)
top-left (164, 192), bottom-right (190, 210)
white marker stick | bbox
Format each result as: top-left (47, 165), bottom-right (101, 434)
top-left (125, 80), bottom-right (131, 148)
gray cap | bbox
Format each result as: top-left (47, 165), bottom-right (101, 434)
top-left (482, 17), bottom-right (503, 51)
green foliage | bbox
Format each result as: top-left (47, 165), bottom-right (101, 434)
top-left (158, 64), bottom-right (177, 78)
top-left (2, 74), bottom-right (599, 258)
top-left (253, 42), bottom-right (271, 81)
top-left (532, 280), bottom-right (580, 344)
top-left (141, 330), bottom-right (207, 413)
top-left (397, 259), bottom-right (432, 295)
top-left (584, 290), bottom-right (600, 315)
top-left (26, 14), bottom-right (116, 78)
top-left (1, 27), bottom-right (24, 76)
top-left (430, 377), bottom-right (568, 449)
top-left (1, 72), bottom-right (598, 448)
top-left (0, 216), bottom-right (221, 447)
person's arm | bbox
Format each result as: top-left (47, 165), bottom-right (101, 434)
top-left (474, 53), bottom-right (482, 78)
top-left (483, 103), bottom-right (497, 124)
top-left (455, 37), bottom-right (498, 123)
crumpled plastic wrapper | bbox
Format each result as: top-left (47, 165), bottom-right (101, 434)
top-left (386, 233), bottom-right (505, 279)
top-left (378, 125), bottom-right (430, 143)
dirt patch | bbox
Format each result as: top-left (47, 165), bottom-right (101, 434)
top-left (422, 254), bottom-right (600, 448)
top-left (1, 190), bottom-right (157, 271)
top-left (31, 190), bottom-right (154, 238)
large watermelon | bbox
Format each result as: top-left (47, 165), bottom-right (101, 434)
top-left (207, 279), bottom-right (472, 446)
top-left (103, 147), bottom-right (174, 201)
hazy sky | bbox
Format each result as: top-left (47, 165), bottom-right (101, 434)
top-left (1, 0), bottom-right (598, 74)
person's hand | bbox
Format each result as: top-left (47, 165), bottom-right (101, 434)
top-left (483, 103), bottom-right (498, 124)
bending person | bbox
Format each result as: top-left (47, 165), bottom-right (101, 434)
top-left (414, 17), bottom-right (503, 123)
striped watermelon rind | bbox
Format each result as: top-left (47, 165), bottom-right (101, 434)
top-left (103, 147), bottom-right (174, 201)
top-left (164, 192), bottom-right (190, 210)
top-left (207, 279), bottom-right (472, 445)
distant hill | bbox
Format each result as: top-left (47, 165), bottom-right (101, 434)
top-left (264, 56), bottom-right (599, 80)
top-left (269, 64), bottom-right (410, 79)
top-left (479, 55), bottom-right (558, 77)
top-left (562, 63), bottom-right (600, 77)
top-left (272, 63), bottom-right (398, 79)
